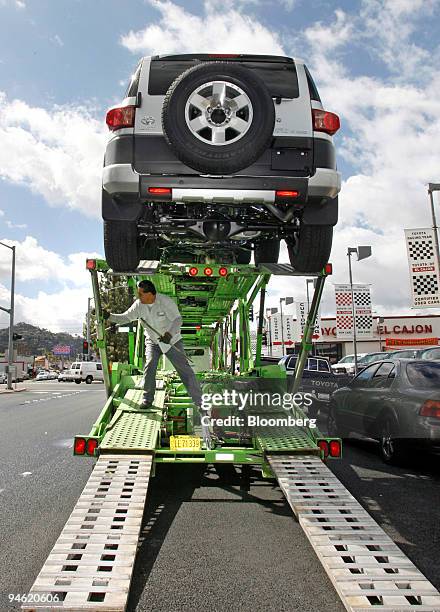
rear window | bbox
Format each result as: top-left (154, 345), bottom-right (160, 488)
top-left (407, 362), bottom-right (440, 389)
top-left (304, 65), bottom-right (321, 102)
top-left (149, 59), bottom-right (299, 98)
top-left (125, 61), bottom-right (142, 97)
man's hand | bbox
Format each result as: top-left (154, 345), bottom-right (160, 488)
top-left (159, 331), bottom-right (172, 344)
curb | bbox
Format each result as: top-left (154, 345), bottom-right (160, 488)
top-left (0, 387), bottom-right (27, 394)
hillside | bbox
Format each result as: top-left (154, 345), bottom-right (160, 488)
top-left (0, 322), bottom-right (84, 357)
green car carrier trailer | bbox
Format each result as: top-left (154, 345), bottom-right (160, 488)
top-left (23, 260), bottom-right (440, 612)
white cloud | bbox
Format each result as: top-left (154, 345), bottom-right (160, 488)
top-left (0, 93), bottom-right (106, 219)
top-left (0, 0), bottom-right (26, 8)
top-left (120, 0), bottom-right (284, 55)
top-left (0, 282), bottom-right (90, 334)
top-left (0, 236), bottom-right (101, 287)
top-left (5, 220), bottom-right (27, 229)
top-left (0, 237), bottom-right (102, 333)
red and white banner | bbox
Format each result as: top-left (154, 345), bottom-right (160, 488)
top-left (294, 301), bottom-right (321, 342)
top-left (405, 228), bottom-right (440, 308)
top-left (334, 284), bottom-right (373, 340)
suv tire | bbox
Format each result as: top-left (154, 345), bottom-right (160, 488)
top-left (287, 224), bottom-right (333, 273)
top-left (254, 238), bottom-right (280, 265)
top-left (162, 62), bottom-right (275, 174)
top-left (104, 220), bottom-right (140, 272)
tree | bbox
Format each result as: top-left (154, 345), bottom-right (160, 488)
top-left (87, 275), bottom-right (134, 364)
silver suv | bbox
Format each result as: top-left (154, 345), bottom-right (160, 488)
top-left (102, 54), bottom-right (341, 272)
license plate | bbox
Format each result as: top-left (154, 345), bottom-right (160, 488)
top-left (170, 435), bottom-right (201, 451)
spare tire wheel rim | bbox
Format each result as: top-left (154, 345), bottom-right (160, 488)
top-left (184, 80), bottom-right (253, 146)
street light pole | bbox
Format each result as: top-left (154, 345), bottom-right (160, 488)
top-left (347, 245), bottom-right (372, 375)
top-left (279, 298), bottom-right (285, 357)
top-left (0, 242), bottom-right (16, 390)
top-left (428, 183), bottom-right (440, 267)
top-left (347, 248), bottom-right (358, 375)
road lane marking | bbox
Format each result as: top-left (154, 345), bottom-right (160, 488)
top-left (21, 472), bottom-right (32, 477)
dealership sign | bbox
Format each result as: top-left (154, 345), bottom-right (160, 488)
top-left (334, 284), bottom-right (374, 340)
top-left (405, 228), bottom-right (440, 308)
top-left (295, 301), bottom-right (321, 341)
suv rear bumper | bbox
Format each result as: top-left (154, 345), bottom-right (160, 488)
top-left (103, 163), bottom-right (341, 199)
top-left (102, 164), bottom-right (340, 226)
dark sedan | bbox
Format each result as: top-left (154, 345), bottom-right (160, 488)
top-left (327, 359), bottom-right (440, 464)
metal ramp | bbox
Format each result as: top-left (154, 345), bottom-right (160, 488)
top-left (23, 455), bottom-right (152, 611)
top-left (269, 455), bottom-right (440, 611)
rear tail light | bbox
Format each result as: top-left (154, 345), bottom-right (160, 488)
top-left (317, 438), bottom-right (342, 458)
top-left (312, 109), bottom-right (340, 136)
top-left (329, 439), bottom-right (341, 457)
top-left (325, 263), bottom-right (333, 275)
top-left (148, 187), bottom-right (172, 195)
top-left (86, 439), bottom-right (98, 456)
top-left (208, 54), bottom-right (239, 58)
top-left (318, 439), bottom-right (329, 458)
top-left (106, 105), bottom-right (136, 131)
top-left (189, 267), bottom-right (198, 276)
top-left (219, 267), bottom-right (228, 277)
top-left (204, 267), bottom-right (213, 276)
top-left (276, 190), bottom-right (299, 198)
top-left (74, 437), bottom-right (86, 455)
top-left (420, 400), bottom-right (440, 418)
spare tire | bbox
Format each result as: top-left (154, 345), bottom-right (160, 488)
top-left (162, 62), bottom-right (275, 174)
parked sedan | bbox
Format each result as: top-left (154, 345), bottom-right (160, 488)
top-left (420, 347), bottom-right (440, 361)
top-left (327, 359), bottom-right (440, 464)
top-left (35, 371), bottom-right (49, 381)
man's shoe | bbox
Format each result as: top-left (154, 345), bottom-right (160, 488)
top-left (140, 399), bottom-right (152, 410)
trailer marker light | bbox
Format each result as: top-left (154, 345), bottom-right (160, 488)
top-left (329, 439), bottom-right (341, 457)
top-left (86, 259), bottom-right (96, 270)
top-left (317, 439), bottom-right (329, 458)
top-left (195, 325), bottom-right (201, 330)
top-left (74, 438), bottom-right (86, 455)
top-left (148, 187), bottom-right (172, 195)
top-left (189, 267), bottom-right (198, 276)
top-left (420, 400), bottom-right (440, 418)
top-left (276, 190), bottom-right (299, 198)
top-left (219, 267), bottom-right (228, 276)
top-left (204, 267), bottom-right (213, 276)
top-left (87, 439), bottom-right (98, 456)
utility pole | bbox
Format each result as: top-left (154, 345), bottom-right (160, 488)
top-left (0, 242), bottom-right (16, 390)
top-left (428, 183), bottom-right (440, 267)
top-left (347, 245), bottom-right (372, 375)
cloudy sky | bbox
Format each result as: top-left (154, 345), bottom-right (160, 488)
top-left (1, 0), bottom-right (440, 334)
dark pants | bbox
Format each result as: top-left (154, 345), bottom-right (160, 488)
top-left (143, 340), bottom-right (203, 408)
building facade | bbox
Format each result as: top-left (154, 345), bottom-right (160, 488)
top-left (265, 314), bottom-right (440, 362)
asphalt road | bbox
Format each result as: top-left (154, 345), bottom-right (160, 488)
top-left (0, 383), bottom-right (439, 611)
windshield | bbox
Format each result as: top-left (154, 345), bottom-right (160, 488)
top-left (406, 362), bottom-right (440, 389)
top-left (338, 355), bottom-right (354, 364)
top-left (359, 353), bottom-right (386, 365)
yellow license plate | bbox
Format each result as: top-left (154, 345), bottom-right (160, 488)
top-left (170, 435), bottom-right (201, 451)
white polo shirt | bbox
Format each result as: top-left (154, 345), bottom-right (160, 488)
top-left (109, 293), bottom-right (182, 350)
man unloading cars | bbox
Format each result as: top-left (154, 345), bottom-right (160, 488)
top-left (107, 280), bottom-right (213, 448)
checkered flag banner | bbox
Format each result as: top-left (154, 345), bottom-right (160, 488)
top-left (334, 284), bottom-right (374, 340)
top-left (405, 228), bottom-right (440, 308)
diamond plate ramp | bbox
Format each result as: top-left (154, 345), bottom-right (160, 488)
top-left (22, 455), bottom-right (152, 611)
top-left (269, 455), bottom-right (440, 611)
